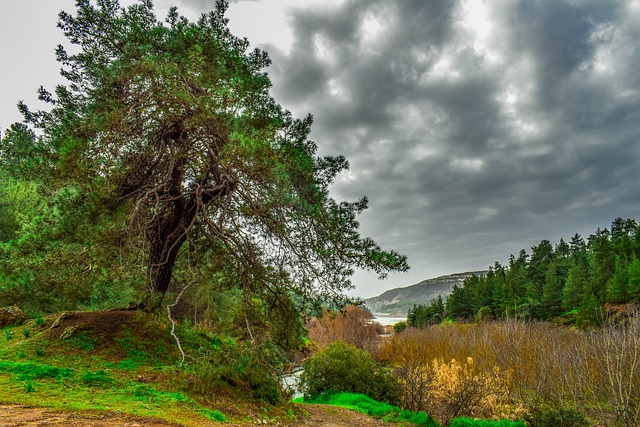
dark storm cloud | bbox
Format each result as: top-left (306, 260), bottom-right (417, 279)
top-left (261, 0), bottom-right (640, 296)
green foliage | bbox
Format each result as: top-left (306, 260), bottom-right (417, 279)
top-left (393, 321), bottom-right (407, 333)
top-left (131, 384), bottom-right (186, 403)
top-left (447, 284), bottom-right (477, 320)
top-left (446, 217), bottom-right (640, 323)
top-left (202, 408), bottom-right (227, 422)
top-left (299, 392), bottom-right (439, 427)
top-left (300, 341), bottom-right (401, 405)
top-left (184, 336), bottom-right (284, 404)
top-left (2, 0), bottom-right (408, 317)
top-left (525, 405), bottom-right (589, 427)
top-left (450, 417), bottom-right (525, 427)
top-left (24, 381), bottom-right (36, 393)
top-left (116, 359), bottom-right (140, 371)
top-left (408, 296), bottom-right (445, 327)
top-left (475, 306), bottom-right (494, 322)
top-left (22, 328), bottom-right (30, 338)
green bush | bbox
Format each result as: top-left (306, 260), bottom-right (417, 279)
top-left (300, 340), bottom-right (401, 405)
top-left (393, 321), bottom-right (407, 333)
top-left (450, 417), bottom-right (525, 427)
top-left (526, 405), bottom-right (589, 427)
top-left (185, 338), bottom-right (283, 404)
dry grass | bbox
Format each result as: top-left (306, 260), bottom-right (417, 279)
top-left (380, 316), bottom-right (640, 426)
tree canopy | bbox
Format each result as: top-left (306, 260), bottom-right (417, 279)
top-left (1, 0), bottom-right (408, 313)
top-left (443, 217), bottom-right (640, 326)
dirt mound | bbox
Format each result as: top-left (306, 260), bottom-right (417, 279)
top-left (42, 310), bottom-right (174, 363)
top-left (48, 310), bottom-right (138, 340)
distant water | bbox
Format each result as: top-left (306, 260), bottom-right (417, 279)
top-left (373, 315), bottom-right (406, 326)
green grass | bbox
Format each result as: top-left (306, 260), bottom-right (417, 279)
top-left (295, 392), bottom-right (440, 426)
top-left (450, 417), bottom-right (526, 427)
top-left (202, 408), bottom-right (227, 422)
top-left (0, 360), bottom-right (72, 380)
top-left (65, 331), bottom-right (95, 351)
top-left (297, 392), bottom-right (528, 427)
top-left (0, 314), bottom-right (242, 426)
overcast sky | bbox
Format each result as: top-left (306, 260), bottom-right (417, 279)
top-left (2, 0), bottom-right (640, 298)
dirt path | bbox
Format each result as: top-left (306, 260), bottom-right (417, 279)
top-left (0, 405), bottom-right (184, 427)
top-left (296, 404), bottom-right (399, 426)
top-left (0, 404), bottom-right (400, 427)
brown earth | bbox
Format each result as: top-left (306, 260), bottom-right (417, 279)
top-left (0, 404), bottom-right (399, 427)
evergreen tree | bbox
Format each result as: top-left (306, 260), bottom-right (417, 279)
top-left (541, 263), bottom-right (564, 318)
top-left (528, 240), bottom-right (554, 297)
top-left (627, 258), bottom-right (640, 302)
top-left (562, 256), bottom-right (589, 311)
top-left (9, 0), bottom-right (408, 312)
top-left (446, 284), bottom-right (476, 320)
top-left (588, 228), bottom-right (615, 303)
top-left (606, 256), bottom-right (631, 303)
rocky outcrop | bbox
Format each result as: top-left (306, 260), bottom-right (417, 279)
top-left (364, 271), bottom-right (487, 316)
top-left (0, 305), bottom-right (27, 328)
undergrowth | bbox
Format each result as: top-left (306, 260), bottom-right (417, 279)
top-left (0, 312), bottom-right (290, 426)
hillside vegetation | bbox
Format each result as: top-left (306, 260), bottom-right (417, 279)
top-left (0, 310), bottom-right (301, 426)
top-left (442, 217), bottom-right (640, 325)
top-left (365, 271), bottom-right (487, 316)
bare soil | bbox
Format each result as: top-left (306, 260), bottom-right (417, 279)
top-left (0, 405), bottom-right (182, 427)
top-left (0, 404), bottom-right (399, 427)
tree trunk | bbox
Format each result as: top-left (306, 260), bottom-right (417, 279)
top-left (143, 204), bottom-right (195, 310)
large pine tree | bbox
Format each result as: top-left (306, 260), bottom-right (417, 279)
top-left (10, 0), bottom-right (408, 310)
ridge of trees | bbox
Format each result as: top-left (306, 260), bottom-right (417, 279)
top-left (439, 217), bottom-right (640, 325)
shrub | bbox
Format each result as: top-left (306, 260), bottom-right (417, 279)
top-left (184, 338), bottom-right (284, 404)
top-left (300, 340), bottom-right (401, 405)
top-left (526, 405), bottom-right (589, 427)
top-left (394, 321), bottom-right (407, 333)
top-left (306, 306), bottom-right (382, 352)
top-left (425, 357), bottom-right (518, 425)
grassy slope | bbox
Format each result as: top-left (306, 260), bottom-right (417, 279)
top-left (0, 311), bottom-right (295, 426)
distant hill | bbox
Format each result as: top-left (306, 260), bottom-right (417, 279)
top-left (364, 271), bottom-right (487, 316)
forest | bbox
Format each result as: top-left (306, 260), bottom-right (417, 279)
top-left (404, 217), bottom-right (640, 328)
